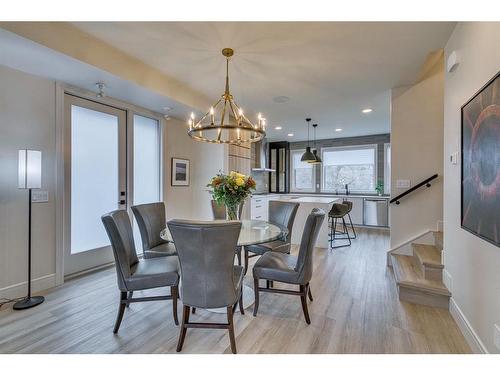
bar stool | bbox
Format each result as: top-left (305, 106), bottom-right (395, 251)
top-left (342, 200), bottom-right (357, 239)
top-left (328, 203), bottom-right (352, 249)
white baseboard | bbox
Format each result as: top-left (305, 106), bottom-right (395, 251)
top-left (442, 268), bottom-right (452, 292)
top-left (0, 273), bottom-right (56, 300)
top-left (449, 297), bottom-right (488, 354)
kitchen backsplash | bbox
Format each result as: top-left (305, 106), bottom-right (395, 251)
top-left (251, 171), bottom-right (269, 194)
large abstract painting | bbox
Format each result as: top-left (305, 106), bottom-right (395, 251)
top-left (461, 71), bottom-right (500, 247)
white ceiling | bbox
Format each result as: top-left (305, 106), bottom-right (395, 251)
top-left (0, 28), bottom-right (193, 120)
top-left (70, 22), bottom-right (456, 141)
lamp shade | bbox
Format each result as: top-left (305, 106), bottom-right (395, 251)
top-left (301, 146), bottom-right (316, 162)
top-left (308, 149), bottom-right (322, 164)
top-left (18, 150), bottom-right (42, 189)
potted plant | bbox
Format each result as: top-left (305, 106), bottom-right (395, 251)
top-left (207, 171), bottom-right (256, 220)
top-left (375, 180), bottom-right (384, 196)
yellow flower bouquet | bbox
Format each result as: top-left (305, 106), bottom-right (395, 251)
top-left (207, 171), bottom-right (256, 220)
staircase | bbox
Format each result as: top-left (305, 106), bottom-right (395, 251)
top-left (390, 231), bottom-right (450, 309)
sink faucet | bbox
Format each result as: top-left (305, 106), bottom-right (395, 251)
top-left (345, 184), bottom-right (349, 195)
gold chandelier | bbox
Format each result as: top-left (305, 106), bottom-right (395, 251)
top-left (187, 48), bottom-right (266, 144)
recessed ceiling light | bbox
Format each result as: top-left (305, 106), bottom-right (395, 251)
top-left (362, 108), bottom-right (373, 113)
top-left (335, 128), bottom-right (342, 132)
top-left (273, 96), bottom-right (290, 103)
top-left (287, 133), bottom-right (294, 137)
top-left (275, 126), bottom-right (282, 130)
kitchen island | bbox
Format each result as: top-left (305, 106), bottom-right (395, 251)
top-left (270, 196), bottom-right (338, 248)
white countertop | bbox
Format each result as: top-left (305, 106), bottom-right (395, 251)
top-left (277, 196), bottom-right (338, 204)
top-left (252, 193), bottom-right (390, 199)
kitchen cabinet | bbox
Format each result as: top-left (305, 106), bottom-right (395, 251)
top-left (269, 142), bottom-right (289, 193)
top-left (250, 196), bottom-right (268, 220)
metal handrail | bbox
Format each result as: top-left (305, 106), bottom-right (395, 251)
top-left (389, 174), bottom-right (438, 205)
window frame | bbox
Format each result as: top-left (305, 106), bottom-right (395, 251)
top-left (290, 148), bottom-right (316, 193)
top-left (320, 144), bottom-right (378, 193)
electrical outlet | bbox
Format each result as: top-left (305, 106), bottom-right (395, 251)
top-left (494, 324), bottom-right (500, 350)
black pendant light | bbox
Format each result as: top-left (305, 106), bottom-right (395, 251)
top-left (301, 118), bottom-right (316, 162)
top-left (308, 123), bottom-right (323, 164)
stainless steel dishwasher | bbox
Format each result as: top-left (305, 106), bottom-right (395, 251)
top-left (363, 198), bottom-right (389, 227)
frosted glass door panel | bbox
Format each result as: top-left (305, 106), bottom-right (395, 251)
top-left (133, 114), bottom-right (161, 251)
top-left (133, 115), bottom-right (160, 205)
top-left (71, 105), bottom-right (119, 254)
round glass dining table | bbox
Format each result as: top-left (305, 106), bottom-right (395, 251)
top-left (160, 219), bottom-right (288, 312)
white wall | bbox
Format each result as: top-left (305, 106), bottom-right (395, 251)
top-left (443, 22), bottom-right (500, 353)
top-left (0, 65), bottom-right (57, 297)
top-left (390, 57), bottom-right (444, 249)
top-left (0, 65), bottom-right (226, 298)
top-left (163, 118), bottom-right (226, 220)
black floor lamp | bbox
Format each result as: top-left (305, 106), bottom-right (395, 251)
top-left (14, 149), bottom-right (45, 310)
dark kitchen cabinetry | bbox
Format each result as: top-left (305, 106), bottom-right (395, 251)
top-left (269, 141), bottom-right (289, 193)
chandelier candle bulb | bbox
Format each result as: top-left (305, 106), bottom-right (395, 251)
top-left (210, 107), bottom-right (214, 125)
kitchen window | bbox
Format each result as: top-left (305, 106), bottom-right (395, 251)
top-left (290, 149), bottom-right (316, 192)
top-left (321, 144), bottom-right (377, 193)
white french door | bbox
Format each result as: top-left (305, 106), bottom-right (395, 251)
top-left (64, 94), bottom-right (127, 276)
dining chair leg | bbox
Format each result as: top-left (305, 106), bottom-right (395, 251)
top-left (253, 278), bottom-right (260, 317)
top-left (307, 284), bottom-right (313, 302)
top-left (176, 305), bottom-right (190, 352)
top-left (227, 306), bottom-right (237, 354)
top-left (300, 285), bottom-right (311, 324)
top-left (238, 286), bottom-right (244, 315)
top-left (113, 292), bottom-right (127, 334)
top-left (243, 246), bottom-right (249, 275)
top-left (171, 285), bottom-right (179, 326)
top-left (126, 291), bottom-right (133, 308)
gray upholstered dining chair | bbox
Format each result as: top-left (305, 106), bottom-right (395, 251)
top-left (211, 199), bottom-right (243, 266)
top-left (131, 202), bottom-right (176, 258)
top-left (167, 220), bottom-right (244, 354)
top-left (245, 201), bottom-right (299, 268)
top-left (252, 208), bottom-right (325, 324)
top-left (101, 210), bottom-right (179, 333)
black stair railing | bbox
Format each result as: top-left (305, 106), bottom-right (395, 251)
top-left (389, 174), bottom-right (438, 205)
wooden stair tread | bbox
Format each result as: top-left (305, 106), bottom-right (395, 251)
top-left (412, 243), bottom-right (443, 269)
top-left (433, 231), bottom-right (443, 250)
top-left (391, 254), bottom-right (450, 296)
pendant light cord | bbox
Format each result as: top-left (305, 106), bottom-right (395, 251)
top-left (225, 57), bottom-right (230, 95)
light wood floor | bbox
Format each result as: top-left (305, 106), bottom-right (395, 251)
top-left (0, 229), bottom-right (470, 354)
